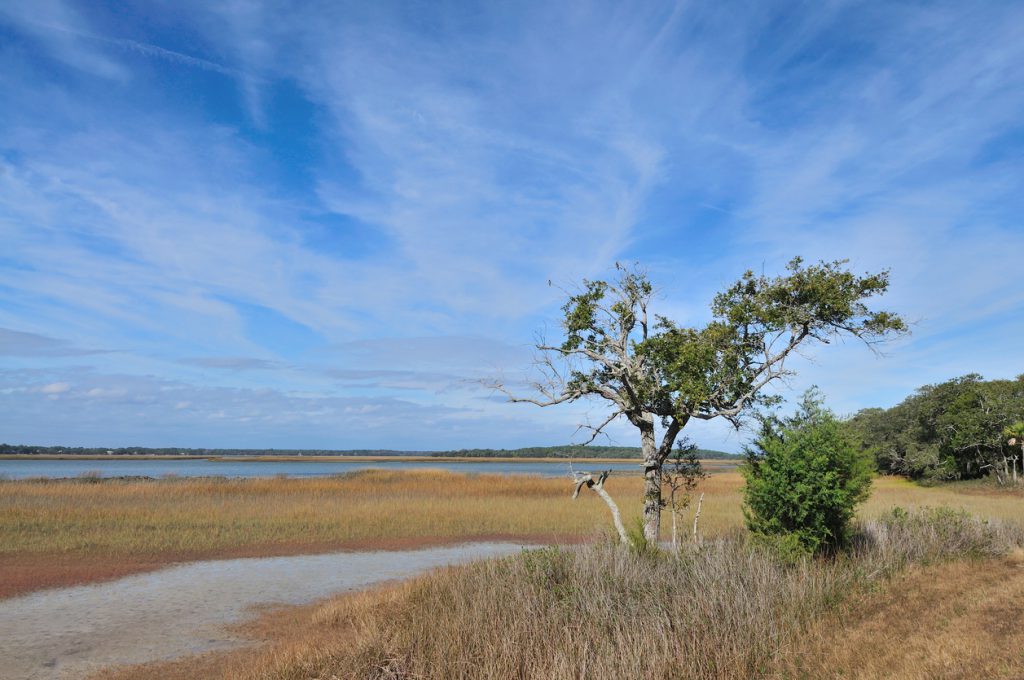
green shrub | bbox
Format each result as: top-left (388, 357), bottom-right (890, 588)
top-left (742, 391), bottom-right (873, 554)
top-left (626, 515), bottom-right (658, 557)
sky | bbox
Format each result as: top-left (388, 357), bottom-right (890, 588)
top-left (1, 0), bottom-right (1022, 452)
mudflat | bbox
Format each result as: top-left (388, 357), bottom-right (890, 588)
top-left (0, 542), bottom-right (533, 680)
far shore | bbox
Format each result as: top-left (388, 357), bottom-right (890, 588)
top-left (0, 453), bottom-right (738, 466)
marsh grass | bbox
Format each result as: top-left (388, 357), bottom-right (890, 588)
top-left (191, 509), bottom-right (1023, 680)
top-left (5, 470), bottom-right (1024, 561)
top-left (0, 470), bottom-right (647, 558)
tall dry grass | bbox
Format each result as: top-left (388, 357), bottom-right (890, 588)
top-left (0, 470), bottom-right (646, 557)
top-left (5, 470), bottom-right (1024, 560)
top-left (210, 509), bottom-right (1023, 680)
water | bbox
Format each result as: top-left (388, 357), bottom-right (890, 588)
top-left (0, 542), bottom-right (536, 680)
top-left (0, 457), bottom-right (643, 479)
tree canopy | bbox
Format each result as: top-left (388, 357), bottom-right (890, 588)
top-left (500, 257), bottom-right (905, 541)
top-left (847, 374), bottom-right (1024, 482)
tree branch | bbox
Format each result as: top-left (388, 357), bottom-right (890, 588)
top-left (574, 408), bottom-right (626, 446)
top-left (572, 470), bottom-right (628, 544)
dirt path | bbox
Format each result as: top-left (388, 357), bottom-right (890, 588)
top-left (0, 542), bottom-right (535, 680)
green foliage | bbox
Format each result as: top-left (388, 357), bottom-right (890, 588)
top-left (552, 258), bottom-right (905, 427)
top-left (625, 516), bottom-right (658, 556)
top-left (750, 531), bottom-right (812, 562)
top-left (638, 258), bottom-right (906, 421)
top-left (514, 258), bottom-right (903, 541)
top-left (742, 391), bottom-right (874, 554)
top-left (847, 374), bottom-right (1024, 480)
top-left (663, 439), bottom-right (707, 515)
top-left (666, 439), bottom-right (707, 488)
top-left (1004, 420), bottom-right (1024, 443)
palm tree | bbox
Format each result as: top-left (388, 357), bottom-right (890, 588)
top-left (1003, 421), bottom-right (1024, 484)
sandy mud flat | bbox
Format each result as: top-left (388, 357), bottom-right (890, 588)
top-left (0, 542), bottom-right (532, 680)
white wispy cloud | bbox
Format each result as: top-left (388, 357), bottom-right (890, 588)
top-left (0, 0), bottom-right (1021, 450)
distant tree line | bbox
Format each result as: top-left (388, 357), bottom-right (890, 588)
top-left (431, 445), bottom-right (737, 459)
top-left (0, 445), bottom-right (432, 457)
top-left (846, 374), bottom-right (1024, 482)
top-left (0, 443), bottom-right (738, 459)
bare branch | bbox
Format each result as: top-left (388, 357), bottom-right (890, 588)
top-left (536, 344), bottom-right (618, 371)
top-left (690, 325), bottom-right (810, 421)
top-left (574, 407), bottom-right (626, 446)
top-left (571, 470), bottom-right (628, 544)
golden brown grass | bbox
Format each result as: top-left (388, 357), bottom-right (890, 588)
top-left (5, 469), bottom-right (1024, 599)
top-left (0, 470), bottom-right (644, 557)
top-left (783, 549), bottom-right (1024, 679)
top-left (689, 473), bottom-right (1024, 533)
top-left (0, 469), bottom-right (646, 596)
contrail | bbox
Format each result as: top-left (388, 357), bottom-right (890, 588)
top-left (13, 17), bottom-right (259, 81)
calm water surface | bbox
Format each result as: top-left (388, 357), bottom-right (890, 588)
top-left (0, 458), bottom-right (643, 479)
top-left (0, 542), bottom-right (536, 680)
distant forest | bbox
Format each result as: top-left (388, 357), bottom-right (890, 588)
top-left (432, 445), bottom-right (738, 459)
top-left (0, 443), bottom-right (737, 459)
top-left (846, 373), bottom-right (1024, 482)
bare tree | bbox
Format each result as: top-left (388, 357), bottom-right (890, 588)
top-left (494, 258), bottom-right (906, 543)
top-left (662, 440), bottom-right (707, 549)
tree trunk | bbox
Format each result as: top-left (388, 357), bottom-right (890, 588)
top-left (639, 415), bottom-right (662, 543)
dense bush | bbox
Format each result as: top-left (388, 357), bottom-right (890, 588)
top-left (742, 392), bottom-right (873, 554)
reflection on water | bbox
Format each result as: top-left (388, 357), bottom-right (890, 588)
top-left (0, 542), bottom-right (534, 680)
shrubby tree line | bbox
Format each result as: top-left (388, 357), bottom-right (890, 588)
top-left (0, 444), bottom-right (743, 459)
top-left (433, 445), bottom-right (737, 459)
top-left (0, 444), bottom-right (436, 457)
top-left (846, 374), bottom-right (1024, 483)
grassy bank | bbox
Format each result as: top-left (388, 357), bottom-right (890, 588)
top-left (101, 509), bottom-right (1024, 680)
top-left (5, 470), bottom-right (1024, 599)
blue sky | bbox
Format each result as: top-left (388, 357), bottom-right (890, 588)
top-left (1, 0), bottom-right (1022, 451)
